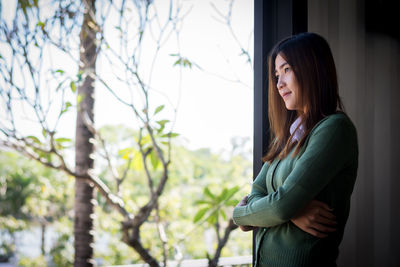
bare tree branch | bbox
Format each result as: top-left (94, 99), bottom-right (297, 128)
top-left (208, 219), bottom-right (238, 267)
top-left (210, 0), bottom-right (252, 67)
top-left (0, 1), bottom-right (196, 266)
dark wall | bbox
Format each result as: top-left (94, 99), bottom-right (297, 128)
top-left (308, 0), bottom-right (400, 266)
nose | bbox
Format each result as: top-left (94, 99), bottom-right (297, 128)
top-left (277, 76), bottom-right (285, 90)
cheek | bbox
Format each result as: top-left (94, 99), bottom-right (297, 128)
top-left (290, 74), bottom-right (299, 88)
top-left (290, 77), bottom-right (300, 95)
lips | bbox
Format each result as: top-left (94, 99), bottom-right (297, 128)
top-left (281, 92), bottom-right (292, 99)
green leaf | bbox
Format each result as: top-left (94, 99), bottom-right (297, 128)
top-left (194, 200), bottom-right (213, 205)
top-left (206, 211), bottom-right (218, 224)
top-left (55, 138), bottom-right (71, 143)
top-left (138, 134), bottom-right (151, 146)
top-left (173, 56), bottom-right (193, 68)
top-left (123, 150), bottom-right (132, 160)
top-left (219, 188), bottom-right (229, 202)
top-left (156, 120), bottom-right (169, 134)
top-left (225, 186), bottom-right (240, 200)
top-left (161, 132), bottom-right (179, 138)
top-left (42, 128), bottom-right (47, 137)
top-left (60, 101), bottom-right (72, 115)
top-left (36, 21), bottom-right (45, 30)
top-left (157, 126), bottom-right (165, 134)
top-left (156, 120), bottom-right (170, 127)
top-left (183, 59), bottom-right (192, 68)
top-left (26, 135), bottom-right (41, 144)
top-left (132, 151), bottom-right (143, 171)
top-left (45, 153), bottom-right (52, 162)
top-left (154, 105), bottom-right (165, 115)
top-left (118, 148), bottom-right (132, 159)
top-left (220, 209), bottom-right (227, 221)
top-left (150, 150), bottom-right (159, 170)
top-left (193, 207), bottom-right (209, 223)
top-left (226, 200), bottom-right (237, 206)
top-left (65, 101), bottom-right (72, 108)
top-left (169, 132), bottom-right (179, 138)
top-left (204, 187), bottom-right (215, 200)
top-left (70, 81), bottom-right (76, 93)
top-left (173, 59), bottom-right (182, 66)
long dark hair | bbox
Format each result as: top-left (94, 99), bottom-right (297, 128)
top-left (263, 32), bottom-right (343, 163)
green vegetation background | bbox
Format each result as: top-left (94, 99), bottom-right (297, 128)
top-left (0, 125), bottom-right (252, 266)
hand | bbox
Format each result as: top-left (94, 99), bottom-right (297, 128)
top-left (236, 195), bottom-right (249, 208)
top-left (291, 200), bottom-right (337, 238)
top-left (236, 195), bottom-right (256, 232)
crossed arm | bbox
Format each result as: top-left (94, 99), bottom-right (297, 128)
top-left (236, 195), bottom-right (336, 238)
top-left (232, 117), bottom-right (355, 237)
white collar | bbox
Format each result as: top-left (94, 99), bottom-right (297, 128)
top-left (290, 116), bottom-right (305, 142)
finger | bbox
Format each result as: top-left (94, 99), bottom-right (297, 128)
top-left (240, 196), bottom-right (248, 205)
top-left (305, 227), bottom-right (328, 238)
top-left (311, 223), bottom-right (336, 233)
top-left (240, 225), bottom-right (254, 232)
top-left (312, 200), bottom-right (333, 211)
top-left (238, 196), bottom-right (248, 206)
top-left (318, 209), bottom-right (337, 220)
top-left (315, 215), bottom-right (337, 226)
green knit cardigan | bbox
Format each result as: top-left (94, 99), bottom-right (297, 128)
top-left (233, 113), bottom-right (358, 267)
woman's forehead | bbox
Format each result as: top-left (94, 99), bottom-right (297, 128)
top-left (275, 54), bottom-right (289, 70)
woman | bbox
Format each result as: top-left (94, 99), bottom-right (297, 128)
top-left (233, 32), bottom-right (358, 266)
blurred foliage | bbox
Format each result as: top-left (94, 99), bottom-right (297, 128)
top-left (93, 125), bottom-right (253, 264)
top-left (193, 186), bottom-right (239, 225)
top-left (18, 255), bottom-right (47, 267)
top-left (49, 232), bottom-right (74, 267)
top-left (0, 0), bottom-right (253, 265)
top-left (0, 152), bottom-right (74, 264)
top-left (0, 125), bottom-right (252, 265)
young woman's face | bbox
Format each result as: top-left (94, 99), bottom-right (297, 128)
top-left (274, 54), bottom-right (300, 111)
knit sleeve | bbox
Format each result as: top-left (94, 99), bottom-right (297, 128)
top-left (231, 161), bottom-right (269, 227)
top-left (245, 161), bottom-right (269, 200)
top-left (232, 116), bottom-right (357, 227)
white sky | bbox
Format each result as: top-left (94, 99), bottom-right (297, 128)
top-left (1, 0), bottom-right (254, 153)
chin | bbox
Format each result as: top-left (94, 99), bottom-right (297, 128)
top-left (285, 105), bottom-right (296, 110)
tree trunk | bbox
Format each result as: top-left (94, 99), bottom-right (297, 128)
top-left (74, 0), bottom-right (98, 266)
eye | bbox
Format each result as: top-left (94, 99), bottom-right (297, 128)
top-left (284, 66), bottom-right (290, 73)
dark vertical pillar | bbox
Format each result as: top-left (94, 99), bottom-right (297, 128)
top-left (253, 0), bottom-right (307, 265)
top-left (253, 0), bottom-right (308, 175)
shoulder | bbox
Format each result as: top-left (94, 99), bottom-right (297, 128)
top-left (306, 112), bottom-right (358, 150)
top-left (312, 112), bottom-right (356, 135)
top-left (300, 113), bottom-right (358, 161)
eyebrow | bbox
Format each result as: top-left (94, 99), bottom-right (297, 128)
top-left (275, 62), bottom-right (289, 74)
